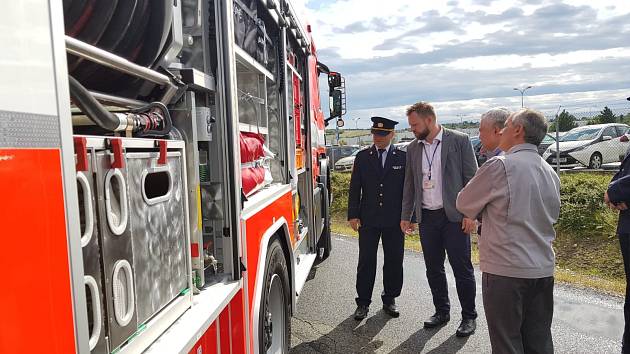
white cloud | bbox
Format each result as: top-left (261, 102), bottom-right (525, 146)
top-left (348, 88), bottom-right (630, 128)
top-left (301, 0), bottom-right (630, 123)
top-left (446, 48), bottom-right (630, 71)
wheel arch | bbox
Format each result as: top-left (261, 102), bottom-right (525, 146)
top-left (251, 217), bottom-right (295, 354)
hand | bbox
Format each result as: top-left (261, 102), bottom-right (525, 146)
top-left (462, 217), bottom-right (476, 234)
top-left (400, 220), bottom-right (409, 233)
top-left (400, 220), bottom-right (416, 234)
top-left (349, 218), bottom-right (361, 231)
top-left (605, 191), bottom-right (627, 210)
top-left (605, 191), bottom-right (618, 209)
top-left (605, 191), bottom-right (615, 209)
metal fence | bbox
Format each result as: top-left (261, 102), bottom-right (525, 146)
top-left (326, 106), bottom-right (630, 171)
top-left (448, 106), bottom-right (630, 171)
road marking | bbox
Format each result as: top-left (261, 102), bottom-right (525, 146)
top-left (334, 237), bottom-right (354, 245)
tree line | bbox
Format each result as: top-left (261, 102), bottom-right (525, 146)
top-left (549, 106), bottom-right (630, 132)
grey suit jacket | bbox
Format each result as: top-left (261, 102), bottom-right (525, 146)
top-left (401, 128), bottom-right (478, 223)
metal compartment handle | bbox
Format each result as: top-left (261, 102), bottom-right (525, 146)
top-left (84, 275), bottom-right (102, 351)
top-left (77, 172), bottom-right (94, 247)
top-left (104, 168), bottom-right (129, 235)
top-left (112, 260), bottom-right (135, 327)
top-left (141, 165), bottom-right (173, 205)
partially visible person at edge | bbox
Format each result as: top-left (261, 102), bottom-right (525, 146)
top-left (347, 116), bottom-right (407, 321)
top-left (605, 146), bottom-right (630, 354)
top-left (400, 101), bottom-right (479, 337)
top-left (457, 109), bottom-right (561, 354)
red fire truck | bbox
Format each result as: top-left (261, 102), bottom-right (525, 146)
top-left (0, 1), bottom-right (346, 353)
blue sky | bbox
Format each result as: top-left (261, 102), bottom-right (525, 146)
top-left (298, 0), bottom-right (630, 127)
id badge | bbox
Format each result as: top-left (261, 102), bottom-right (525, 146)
top-left (423, 180), bottom-right (435, 190)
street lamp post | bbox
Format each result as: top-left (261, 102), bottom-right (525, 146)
top-left (456, 114), bottom-right (466, 131)
top-left (353, 117), bottom-right (361, 145)
top-left (514, 85), bottom-right (533, 108)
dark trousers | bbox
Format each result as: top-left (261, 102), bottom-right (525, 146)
top-left (482, 273), bottom-right (554, 354)
top-left (619, 233), bottom-right (630, 353)
top-left (419, 208), bottom-right (477, 319)
top-left (356, 225), bottom-right (404, 307)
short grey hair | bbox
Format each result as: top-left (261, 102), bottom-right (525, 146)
top-left (480, 108), bottom-right (510, 129)
top-left (511, 109), bottom-right (549, 146)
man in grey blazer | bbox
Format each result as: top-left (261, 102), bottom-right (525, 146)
top-left (400, 101), bottom-right (479, 337)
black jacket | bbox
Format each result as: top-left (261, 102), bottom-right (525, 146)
top-left (608, 152), bottom-right (630, 234)
top-left (347, 145), bottom-right (406, 227)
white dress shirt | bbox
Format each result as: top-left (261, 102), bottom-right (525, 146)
top-left (421, 127), bottom-right (443, 210)
top-left (374, 144), bottom-right (391, 167)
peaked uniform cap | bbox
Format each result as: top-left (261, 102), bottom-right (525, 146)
top-left (370, 116), bottom-right (398, 136)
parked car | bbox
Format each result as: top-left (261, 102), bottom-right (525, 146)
top-left (620, 127), bottom-right (630, 159)
top-left (542, 123), bottom-right (630, 169)
top-left (326, 145), bottom-right (359, 166)
top-left (469, 136), bottom-right (487, 166)
top-left (394, 140), bottom-right (412, 152)
top-left (538, 133), bottom-right (556, 156)
top-left (334, 147), bottom-right (364, 171)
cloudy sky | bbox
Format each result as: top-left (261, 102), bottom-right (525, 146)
top-left (298, 0), bottom-right (630, 127)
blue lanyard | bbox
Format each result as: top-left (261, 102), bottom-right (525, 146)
top-left (423, 141), bottom-right (441, 180)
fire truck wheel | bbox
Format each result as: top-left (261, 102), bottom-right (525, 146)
top-left (316, 183), bottom-right (332, 263)
top-left (316, 216), bottom-right (332, 262)
top-left (260, 238), bottom-right (291, 353)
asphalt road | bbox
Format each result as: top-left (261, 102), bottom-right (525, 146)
top-left (290, 235), bottom-right (625, 354)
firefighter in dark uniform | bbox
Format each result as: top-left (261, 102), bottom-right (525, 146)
top-left (348, 116), bottom-right (406, 320)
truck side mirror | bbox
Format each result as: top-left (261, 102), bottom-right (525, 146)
top-left (328, 71), bottom-right (345, 119)
top-left (330, 89), bottom-right (343, 118)
top-left (328, 72), bottom-right (342, 89)
top-left (323, 70), bottom-right (346, 127)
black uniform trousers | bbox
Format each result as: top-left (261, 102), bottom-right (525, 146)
top-left (355, 225), bottom-right (404, 307)
top-left (419, 208), bottom-right (477, 319)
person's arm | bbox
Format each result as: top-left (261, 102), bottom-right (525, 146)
top-left (607, 174), bottom-right (630, 204)
top-left (347, 154), bottom-right (362, 220)
top-left (456, 158), bottom-right (506, 219)
top-left (610, 160), bottom-right (626, 183)
top-left (401, 146), bottom-right (416, 222)
top-left (611, 170), bottom-right (622, 183)
top-left (461, 134), bottom-right (478, 186)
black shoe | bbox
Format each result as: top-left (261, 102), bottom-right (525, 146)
top-left (456, 319), bottom-right (476, 337)
top-left (354, 305), bottom-right (369, 320)
top-left (382, 303), bottom-right (400, 318)
top-left (423, 313), bottom-right (450, 328)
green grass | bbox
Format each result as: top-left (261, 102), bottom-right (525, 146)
top-left (325, 129), bottom-right (371, 140)
top-left (330, 215), bottom-right (422, 252)
top-left (553, 171), bottom-right (625, 294)
top-left (330, 171), bottom-right (626, 295)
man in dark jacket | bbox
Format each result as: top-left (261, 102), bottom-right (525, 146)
top-left (348, 116), bottom-right (406, 320)
top-left (606, 154), bottom-right (630, 353)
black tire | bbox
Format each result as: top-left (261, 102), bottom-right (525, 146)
top-left (316, 182), bottom-right (332, 263)
top-left (259, 238), bottom-right (291, 353)
top-left (589, 152), bottom-right (603, 169)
